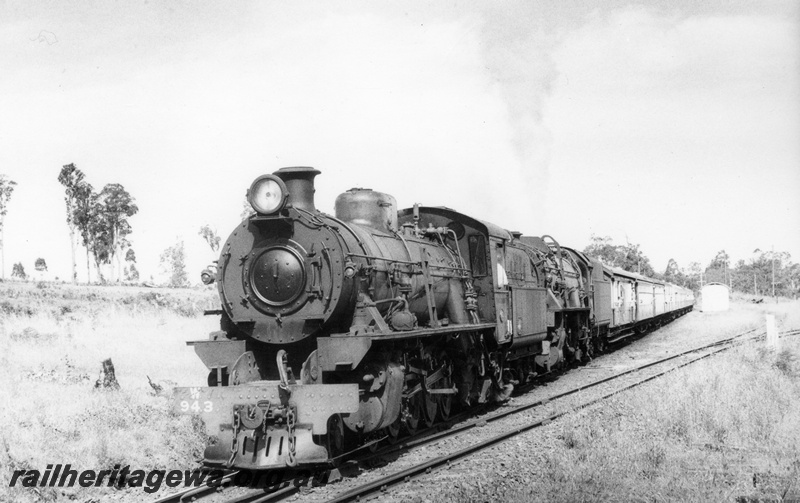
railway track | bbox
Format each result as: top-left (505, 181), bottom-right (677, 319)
top-left (153, 327), bottom-right (799, 503)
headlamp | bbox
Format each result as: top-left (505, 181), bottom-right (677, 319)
top-left (247, 175), bottom-right (288, 215)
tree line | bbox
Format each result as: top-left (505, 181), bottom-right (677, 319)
top-left (58, 164), bottom-right (139, 283)
top-left (6, 168), bottom-right (797, 296)
top-left (0, 174), bottom-right (17, 280)
top-left (582, 235), bottom-right (658, 278)
top-left (700, 248), bottom-right (799, 298)
top-left (156, 226), bottom-right (220, 288)
top-left (583, 235), bottom-right (800, 298)
top-left (0, 164), bottom-right (225, 287)
top-left (1, 173), bottom-right (61, 282)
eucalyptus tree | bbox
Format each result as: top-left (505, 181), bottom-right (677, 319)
top-left (96, 183), bottom-right (138, 282)
top-left (198, 224), bottom-right (220, 253)
top-left (57, 164), bottom-right (84, 282)
top-left (0, 174), bottom-right (17, 280)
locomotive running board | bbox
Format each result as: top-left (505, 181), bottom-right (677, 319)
top-left (331, 322), bottom-right (496, 341)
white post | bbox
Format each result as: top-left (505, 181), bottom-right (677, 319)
top-left (766, 314), bottom-right (778, 350)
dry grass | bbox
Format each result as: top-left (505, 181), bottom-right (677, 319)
top-left (5, 283), bottom-right (798, 502)
top-left (0, 281), bottom-right (219, 502)
top-left (538, 344), bottom-right (800, 502)
top-left (443, 299), bottom-right (800, 502)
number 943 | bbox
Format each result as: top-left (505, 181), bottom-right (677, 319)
top-left (180, 400), bottom-right (213, 413)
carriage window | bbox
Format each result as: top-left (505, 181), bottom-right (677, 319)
top-left (468, 235), bottom-right (487, 276)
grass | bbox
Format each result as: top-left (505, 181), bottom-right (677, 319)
top-left (0, 281), bottom-right (219, 502)
top-left (443, 299), bottom-right (800, 502)
top-left (540, 344), bottom-right (800, 502)
top-left (4, 282), bottom-right (798, 502)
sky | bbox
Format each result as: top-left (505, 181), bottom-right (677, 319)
top-left (1, 0), bottom-right (798, 283)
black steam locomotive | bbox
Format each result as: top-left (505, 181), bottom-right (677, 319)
top-left (174, 167), bottom-right (694, 469)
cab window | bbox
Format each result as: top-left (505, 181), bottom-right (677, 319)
top-left (468, 235), bottom-right (487, 277)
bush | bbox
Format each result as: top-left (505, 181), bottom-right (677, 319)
top-left (11, 262), bottom-right (26, 280)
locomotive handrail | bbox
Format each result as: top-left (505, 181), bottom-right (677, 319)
top-left (432, 230), bottom-right (459, 268)
top-left (346, 252), bottom-right (418, 266)
top-left (344, 252), bottom-right (470, 275)
top-left (426, 263), bottom-right (471, 274)
top-left (543, 265), bottom-right (580, 278)
top-left (392, 227), bottom-right (415, 268)
top-left (446, 228), bottom-right (468, 271)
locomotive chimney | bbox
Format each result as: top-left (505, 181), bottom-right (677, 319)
top-left (274, 166), bottom-right (321, 212)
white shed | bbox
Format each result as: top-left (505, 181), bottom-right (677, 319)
top-left (700, 283), bottom-right (730, 312)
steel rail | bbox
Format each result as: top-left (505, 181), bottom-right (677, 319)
top-left (360, 327), bottom-right (764, 462)
top-left (151, 327), bottom-right (800, 503)
top-left (323, 326), bottom-right (797, 503)
top-left (218, 483), bottom-right (298, 503)
top-left (151, 470), bottom-right (239, 503)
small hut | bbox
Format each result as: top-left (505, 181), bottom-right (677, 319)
top-left (700, 283), bottom-right (730, 312)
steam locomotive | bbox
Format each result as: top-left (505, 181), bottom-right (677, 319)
top-left (174, 167), bottom-right (694, 469)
